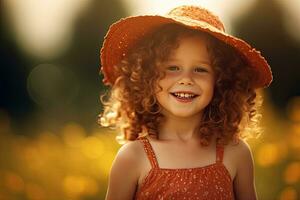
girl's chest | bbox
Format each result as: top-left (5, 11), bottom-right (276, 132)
top-left (137, 145), bottom-right (237, 189)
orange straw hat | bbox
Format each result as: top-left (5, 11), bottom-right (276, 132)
top-left (100, 5), bottom-right (273, 89)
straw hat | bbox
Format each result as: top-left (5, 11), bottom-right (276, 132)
top-left (100, 5), bottom-right (273, 89)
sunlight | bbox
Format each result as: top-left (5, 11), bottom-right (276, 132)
top-left (3, 0), bottom-right (92, 59)
top-left (121, 0), bottom-right (257, 34)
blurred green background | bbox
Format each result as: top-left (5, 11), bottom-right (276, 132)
top-left (1, 0), bottom-right (300, 199)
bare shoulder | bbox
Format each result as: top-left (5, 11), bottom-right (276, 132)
top-left (226, 138), bottom-right (254, 167)
top-left (105, 139), bottom-right (144, 200)
top-left (220, 138), bottom-right (253, 181)
top-left (226, 138), bottom-right (253, 155)
top-left (229, 139), bottom-right (257, 200)
top-left (111, 139), bottom-right (145, 177)
top-left (117, 139), bottom-right (145, 159)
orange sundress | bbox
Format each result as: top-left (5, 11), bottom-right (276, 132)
top-left (134, 137), bottom-right (234, 200)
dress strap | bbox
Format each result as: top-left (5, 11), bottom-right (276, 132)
top-left (216, 143), bottom-right (224, 163)
top-left (138, 137), bottom-right (159, 169)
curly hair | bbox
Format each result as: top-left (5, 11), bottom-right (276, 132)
top-left (98, 23), bottom-right (264, 146)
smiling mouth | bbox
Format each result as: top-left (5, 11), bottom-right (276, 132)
top-left (170, 92), bottom-right (199, 99)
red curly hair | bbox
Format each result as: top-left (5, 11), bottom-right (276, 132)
top-left (98, 23), bottom-right (264, 146)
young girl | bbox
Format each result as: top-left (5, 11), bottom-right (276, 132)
top-left (99, 5), bottom-right (272, 200)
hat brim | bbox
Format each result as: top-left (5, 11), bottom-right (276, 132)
top-left (100, 15), bottom-right (273, 89)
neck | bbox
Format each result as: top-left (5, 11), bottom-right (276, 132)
top-left (158, 113), bottom-right (203, 142)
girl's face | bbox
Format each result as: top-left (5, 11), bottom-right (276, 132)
top-left (155, 34), bottom-right (215, 119)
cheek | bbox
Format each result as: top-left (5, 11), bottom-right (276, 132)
top-left (208, 82), bottom-right (215, 95)
top-left (154, 90), bottom-right (167, 107)
top-left (156, 77), bottom-right (174, 91)
top-left (195, 76), bottom-right (215, 86)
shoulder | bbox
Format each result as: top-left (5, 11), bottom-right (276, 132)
top-left (230, 139), bottom-right (258, 199)
top-left (222, 138), bottom-right (254, 177)
top-left (233, 139), bottom-right (253, 161)
top-left (105, 139), bottom-right (144, 199)
top-left (226, 138), bottom-right (254, 164)
top-left (226, 138), bottom-right (253, 155)
top-left (114, 139), bottom-right (145, 168)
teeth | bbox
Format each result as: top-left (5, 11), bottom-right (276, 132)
top-left (174, 92), bottom-right (196, 98)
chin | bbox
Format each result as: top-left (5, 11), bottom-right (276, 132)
top-left (165, 110), bottom-right (204, 119)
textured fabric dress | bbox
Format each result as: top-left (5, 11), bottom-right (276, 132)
top-left (134, 137), bottom-right (235, 200)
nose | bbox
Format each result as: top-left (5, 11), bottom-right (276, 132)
top-left (177, 72), bottom-right (194, 85)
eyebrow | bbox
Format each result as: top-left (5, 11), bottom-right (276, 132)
top-left (167, 58), bottom-right (211, 65)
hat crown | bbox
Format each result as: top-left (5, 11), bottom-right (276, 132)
top-left (167, 5), bottom-right (225, 32)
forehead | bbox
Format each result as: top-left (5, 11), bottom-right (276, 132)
top-left (177, 31), bottom-right (211, 45)
top-left (166, 34), bottom-right (212, 61)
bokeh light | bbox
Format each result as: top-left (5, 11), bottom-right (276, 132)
top-left (3, 171), bottom-right (25, 193)
top-left (62, 123), bottom-right (86, 148)
top-left (287, 96), bottom-right (300, 122)
top-left (27, 64), bottom-right (79, 108)
top-left (121, 0), bottom-right (257, 35)
top-left (256, 142), bottom-right (288, 167)
top-left (283, 162), bottom-right (300, 184)
top-left (25, 182), bottom-right (46, 200)
top-left (275, 0), bottom-right (300, 43)
top-left (279, 186), bottom-right (298, 200)
top-left (81, 136), bottom-right (105, 159)
top-left (2, 0), bottom-right (93, 59)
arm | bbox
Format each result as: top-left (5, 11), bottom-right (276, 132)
top-left (105, 141), bottom-right (141, 200)
top-left (233, 139), bottom-right (258, 200)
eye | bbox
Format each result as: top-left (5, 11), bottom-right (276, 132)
top-left (166, 65), bottom-right (180, 71)
top-left (194, 67), bottom-right (208, 73)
